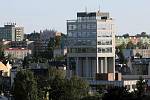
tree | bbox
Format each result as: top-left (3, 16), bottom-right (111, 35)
top-left (48, 67), bottom-right (66, 79)
top-left (55, 36), bottom-right (61, 48)
top-left (135, 77), bottom-right (148, 97)
top-left (135, 52), bottom-right (142, 58)
top-left (46, 37), bottom-right (55, 59)
top-left (13, 70), bottom-right (38, 100)
top-left (102, 86), bottom-right (135, 100)
top-left (61, 76), bottom-right (89, 100)
top-left (47, 74), bottom-right (89, 100)
top-left (123, 33), bottom-right (129, 38)
top-left (141, 32), bottom-right (147, 37)
top-left (117, 48), bottom-right (126, 64)
top-left (126, 41), bottom-right (135, 49)
top-left (137, 41), bottom-right (143, 49)
top-left (0, 44), bottom-right (5, 59)
top-left (22, 56), bottom-right (30, 68)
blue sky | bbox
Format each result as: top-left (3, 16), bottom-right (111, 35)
top-left (0, 0), bottom-right (150, 35)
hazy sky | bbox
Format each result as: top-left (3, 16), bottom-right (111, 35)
top-left (0, 0), bottom-right (150, 35)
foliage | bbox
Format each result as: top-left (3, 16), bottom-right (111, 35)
top-left (135, 52), bottom-right (142, 58)
top-left (37, 68), bottom-right (89, 100)
top-left (123, 33), bottom-right (129, 38)
top-left (135, 77), bottom-right (148, 97)
top-left (55, 36), bottom-right (61, 48)
top-left (61, 76), bottom-right (89, 100)
top-left (22, 56), bottom-right (30, 68)
top-left (116, 47), bottom-right (126, 64)
top-left (13, 70), bottom-right (38, 100)
top-left (126, 41), bottom-right (135, 49)
top-left (0, 44), bottom-right (5, 59)
top-left (46, 36), bottom-right (62, 59)
top-left (101, 77), bottom-right (150, 100)
top-left (48, 67), bottom-right (66, 79)
top-left (102, 87), bottom-right (135, 100)
top-left (81, 95), bottom-right (101, 100)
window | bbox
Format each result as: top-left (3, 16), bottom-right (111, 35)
top-left (98, 31), bottom-right (112, 37)
top-left (77, 24), bottom-right (82, 29)
top-left (87, 24), bottom-right (91, 29)
top-left (68, 32), bottom-right (73, 37)
top-left (81, 24), bottom-right (86, 29)
top-left (68, 24), bottom-right (76, 30)
top-left (78, 32), bottom-right (82, 37)
top-left (90, 24), bottom-right (96, 29)
top-left (98, 48), bottom-right (102, 53)
top-left (98, 40), bottom-right (112, 45)
top-left (98, 47), bottom-right (112, 53)
top-left (82, 32), bottom-right (86, 37)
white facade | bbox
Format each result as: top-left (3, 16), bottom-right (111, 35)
top-left (67, 11), bottom-right (115, 80)
top-left (4, 48), bottom-right (31, 59)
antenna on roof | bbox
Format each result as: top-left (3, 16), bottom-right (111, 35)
top-left (85, 6), bottom-right (87, 13)
top-left (98, 0), bottom-right (101, 12)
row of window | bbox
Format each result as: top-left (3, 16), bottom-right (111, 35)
top-left (77, 17), bottom-right (96, 21)
top-left (98, 40), bottom-right (112, 45)
top-left (68, 31), bottom-right (113, 38)
top-left (97, 47), bottom-right (112, 53)
top-left (97, 31), bottom-right (112, 37)
top-left (68, 48), bottom-right (96, 53)
top-left (68, 23), bottom-right (113, 32)
top-left (68, 31), bottom-right (96, 38)
top-left (97, 23), bottom-right (112, 30)
top-left (68, 39), bottom-right (96, 46)
top-left (68, 23), bottom-right (97, 30)
top-left (68, 47), bottom-right (112, 53)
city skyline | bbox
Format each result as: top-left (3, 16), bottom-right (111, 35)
top-left (0, 0), bottom-right (150, 35)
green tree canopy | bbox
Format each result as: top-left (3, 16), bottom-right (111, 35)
top-left (135, 77), bottom-right (148, 97)
top-left (13, 70), bottom-right (38, 100)
top-left (0, 44), bottom-right (5, 59)
top-left (126, 41), bottom-right (135, 49)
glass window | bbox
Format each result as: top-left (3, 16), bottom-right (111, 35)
top-left (77, 24), bottom-right (82, 30)
top-left (78, 32), bottom-right (82, 37)
top-left (98, 47), bottom-right (112, 53)
top-left (82, 24), bottom-right (86, 29)
top-left (68, 24), bottom-right (76, 30)
top-left (82, 32), bottom-right (86, 37)
top-left (68, 32), bottom-right (73, 37)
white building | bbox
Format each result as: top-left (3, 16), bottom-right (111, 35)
top-left (67, 11), bottom-right (115, 80)
top-left (4, 48), bottom-right (31, 59)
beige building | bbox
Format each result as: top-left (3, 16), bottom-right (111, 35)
top-left (133, 49), bottom-right (150, 58)
top-left (115, 36), bottom-right (150, 46)
top-left (4, 48), bottom-right (31, 59)
top-left (0, 61), bottom-right (12, 77)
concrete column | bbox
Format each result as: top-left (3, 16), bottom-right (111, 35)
top-left (96, 57), bottom-right (99, 73)
top-left (76, 57), bottom-right (79, 76)
top-left (101, 59), bottom-right (104, 73)
top-left (113, 57), bottom-right (115, 80)
top-left (104, 57), bottom-right (107, 73)
top-left (85, 57), bottom-right (89, 77)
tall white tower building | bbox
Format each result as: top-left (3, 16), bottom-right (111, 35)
top-left (67, 11), bottom-right (115, 80)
